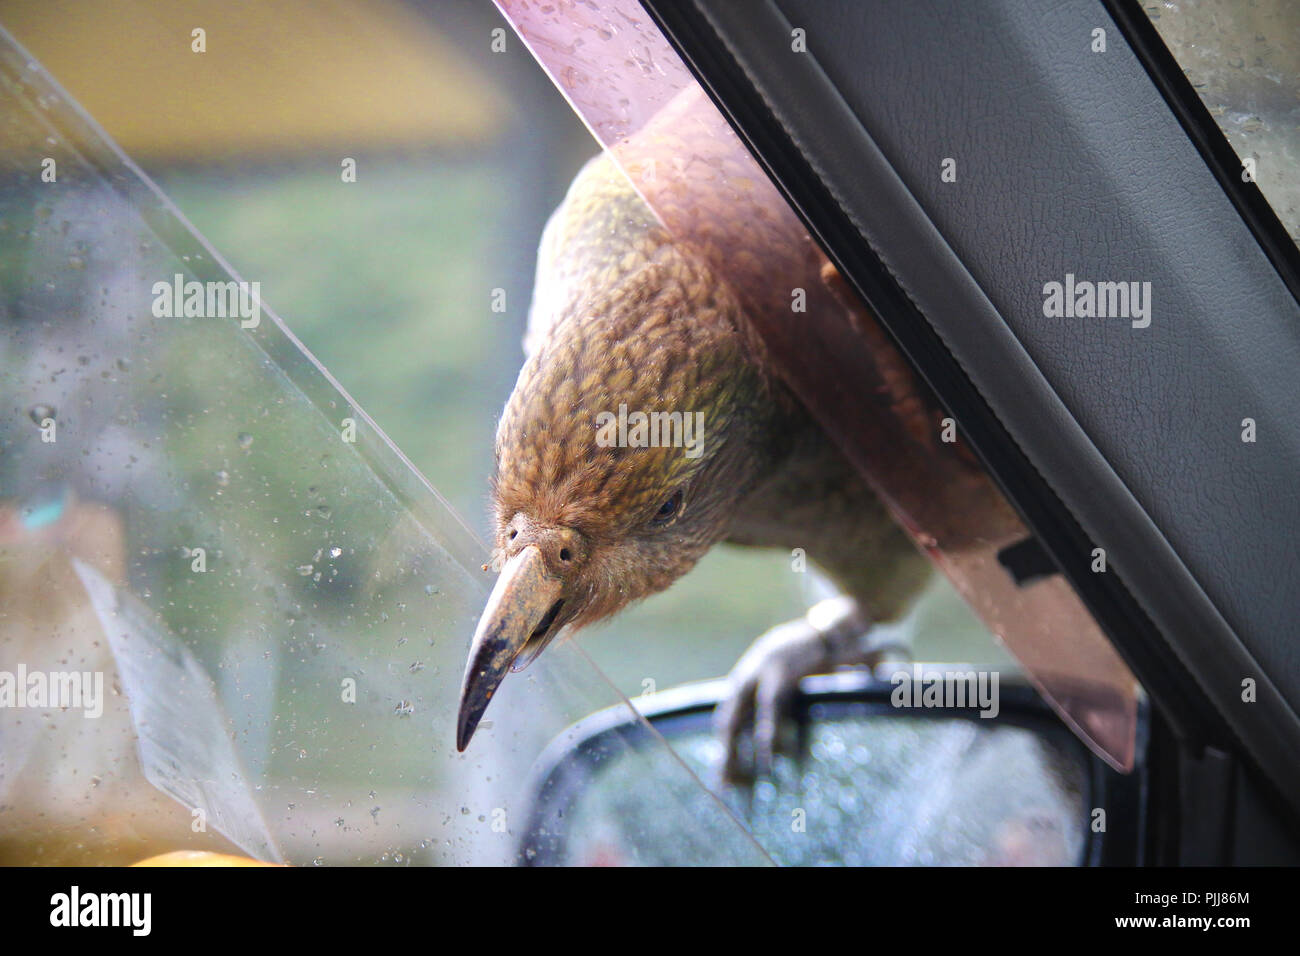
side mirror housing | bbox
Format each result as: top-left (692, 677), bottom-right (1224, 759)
top-left (519, 670), bottom-right (1145, 866)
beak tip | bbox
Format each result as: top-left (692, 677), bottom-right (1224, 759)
top-left (456, 676), bottom-right (495, 752)
top-left (454, 545), bottom-right (563, 757)
top-left (455, 721), bottom-right (477, 753)
top-left (455, 700), bottom-right (480, 753)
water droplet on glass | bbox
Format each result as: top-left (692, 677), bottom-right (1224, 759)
top-left (296, 564), bottom-right (314, 576)
top-left (28, 404), bottom-right (55, 424)
top-left (237, 432), bottom-right (254, 450)
top-left (329, 547), bottom-right (342, 558)
top-left (214, 469), bottom-right (230, 487)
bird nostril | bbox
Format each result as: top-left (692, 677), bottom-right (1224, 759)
top-left (559, 548), bottom-right (572, 562)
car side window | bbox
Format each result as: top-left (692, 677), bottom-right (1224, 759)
top-left (1145, 0), bottom-right (1300, 245)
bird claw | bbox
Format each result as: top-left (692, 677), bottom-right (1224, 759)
top-left (713, 596), bottom-right (883, 786)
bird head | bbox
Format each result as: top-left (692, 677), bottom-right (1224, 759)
top-left (455, 195), bottom-right (785, 750)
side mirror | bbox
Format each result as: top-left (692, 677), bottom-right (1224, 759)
top-left (519, 670), bottom-right (1143, 866)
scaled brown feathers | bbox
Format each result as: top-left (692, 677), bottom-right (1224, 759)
top-left (488, 152), bottom-right (928, 633)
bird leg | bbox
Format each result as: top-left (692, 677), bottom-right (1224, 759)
top-left (712, 595), bottom-right (911, 786)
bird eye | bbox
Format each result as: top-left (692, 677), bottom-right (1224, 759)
top-left (650, 490), bottom-right (683, 527)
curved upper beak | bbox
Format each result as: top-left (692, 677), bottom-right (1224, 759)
top-left (456, 545), bottom-right (565, 752)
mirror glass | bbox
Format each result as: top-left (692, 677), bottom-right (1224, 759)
top-left (528, 705), bottom-right (1091, 866)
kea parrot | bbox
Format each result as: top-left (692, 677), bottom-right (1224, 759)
top-left (456, 145), bottom-right (952, 781)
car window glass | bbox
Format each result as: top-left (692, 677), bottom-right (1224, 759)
top-left (496, 0), bottom-right (1140, 772)
top-left (0, 26), bottom-right (770, 866)
top-left (1144, 0), bottom-right (1300, 245)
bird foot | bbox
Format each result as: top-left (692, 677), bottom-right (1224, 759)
top-left (712, 596), bottom-right (909, 786)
